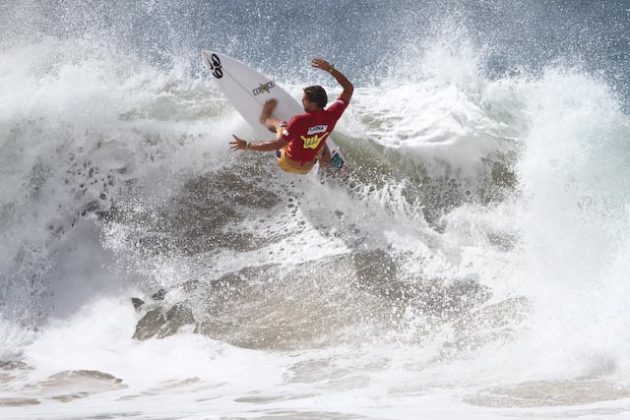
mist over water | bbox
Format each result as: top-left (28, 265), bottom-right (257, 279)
top-left (1, 1), bottom-right (630, 418)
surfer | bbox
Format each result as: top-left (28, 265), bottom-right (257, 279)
top-left (230, 58), bottom-right (353, 174)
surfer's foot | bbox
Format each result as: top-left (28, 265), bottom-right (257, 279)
top-left (260, 99), bottom-right (278, 132)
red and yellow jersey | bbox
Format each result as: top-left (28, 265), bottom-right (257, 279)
top-left (281, 99), bottom-right (348, 163)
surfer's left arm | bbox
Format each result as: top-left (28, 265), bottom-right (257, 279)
top-left (230, 135), bottom-right (287, 152)
top-left (311, 58), bottom-right (353, 104)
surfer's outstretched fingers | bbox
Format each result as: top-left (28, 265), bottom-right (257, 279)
top-left (230, 134), bottom-right (246, 150)
top-left (311, 58), bottom-right (331, 70)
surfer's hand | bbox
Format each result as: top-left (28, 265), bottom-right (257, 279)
top-left (230, 135), bottom-right (248, 151)
top-left (311, 58), bottom-right (333, 72)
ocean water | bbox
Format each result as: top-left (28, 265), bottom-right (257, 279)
top-left (1, 0), bottom-right (630, 418)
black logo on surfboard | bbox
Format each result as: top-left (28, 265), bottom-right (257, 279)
top-left (206, 53), bottom-right (223, 79)
top-left (252, 81), bottom-right (275, 96)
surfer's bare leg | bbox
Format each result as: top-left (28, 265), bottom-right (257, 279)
top-left (260, 99), bottom-right (284, 133)
top-left (318, 144), bottom-right (332, 169)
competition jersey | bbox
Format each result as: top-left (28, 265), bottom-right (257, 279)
top-left (281, 99), bottom-right (348, 163)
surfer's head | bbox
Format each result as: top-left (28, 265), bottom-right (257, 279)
top-left (302, 85), bottom-right (327, 112)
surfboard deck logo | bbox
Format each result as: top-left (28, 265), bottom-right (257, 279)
top-left (205, 53), bottom-right (223, 79)
top-left (252, 81), bottom-right (275, 96)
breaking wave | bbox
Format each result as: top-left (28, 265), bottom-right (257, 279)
top-left (1, 0), bottom-right (630, 418)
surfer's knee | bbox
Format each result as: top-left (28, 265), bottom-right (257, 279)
top-left (259, 98), bottom-right (278, 123)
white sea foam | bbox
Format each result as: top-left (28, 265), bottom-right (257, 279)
top-left (1, 23), bottom-right (630, 420)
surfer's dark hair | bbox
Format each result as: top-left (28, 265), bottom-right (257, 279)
top-left (303, 85), bottom-right (328, 108)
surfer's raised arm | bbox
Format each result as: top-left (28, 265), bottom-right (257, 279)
top-left (311, 58), bottom-right (354, 104)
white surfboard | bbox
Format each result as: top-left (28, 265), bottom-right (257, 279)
top-left (201, 50), bottom-right (345, 170)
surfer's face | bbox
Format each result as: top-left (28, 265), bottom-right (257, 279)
top-left (302, 94), bottom-right (317, 113)
top-left (302, 86), bottom-right (327, 112)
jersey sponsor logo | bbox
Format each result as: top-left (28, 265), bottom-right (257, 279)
top-left (300, 132), bottom-right (329, 150)
top-left (252, 81), bottom-right (275, 96)
top-left (306, 124), bottom-right (328, 135)
top-left (206, 53), bottom-right (223, 79)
